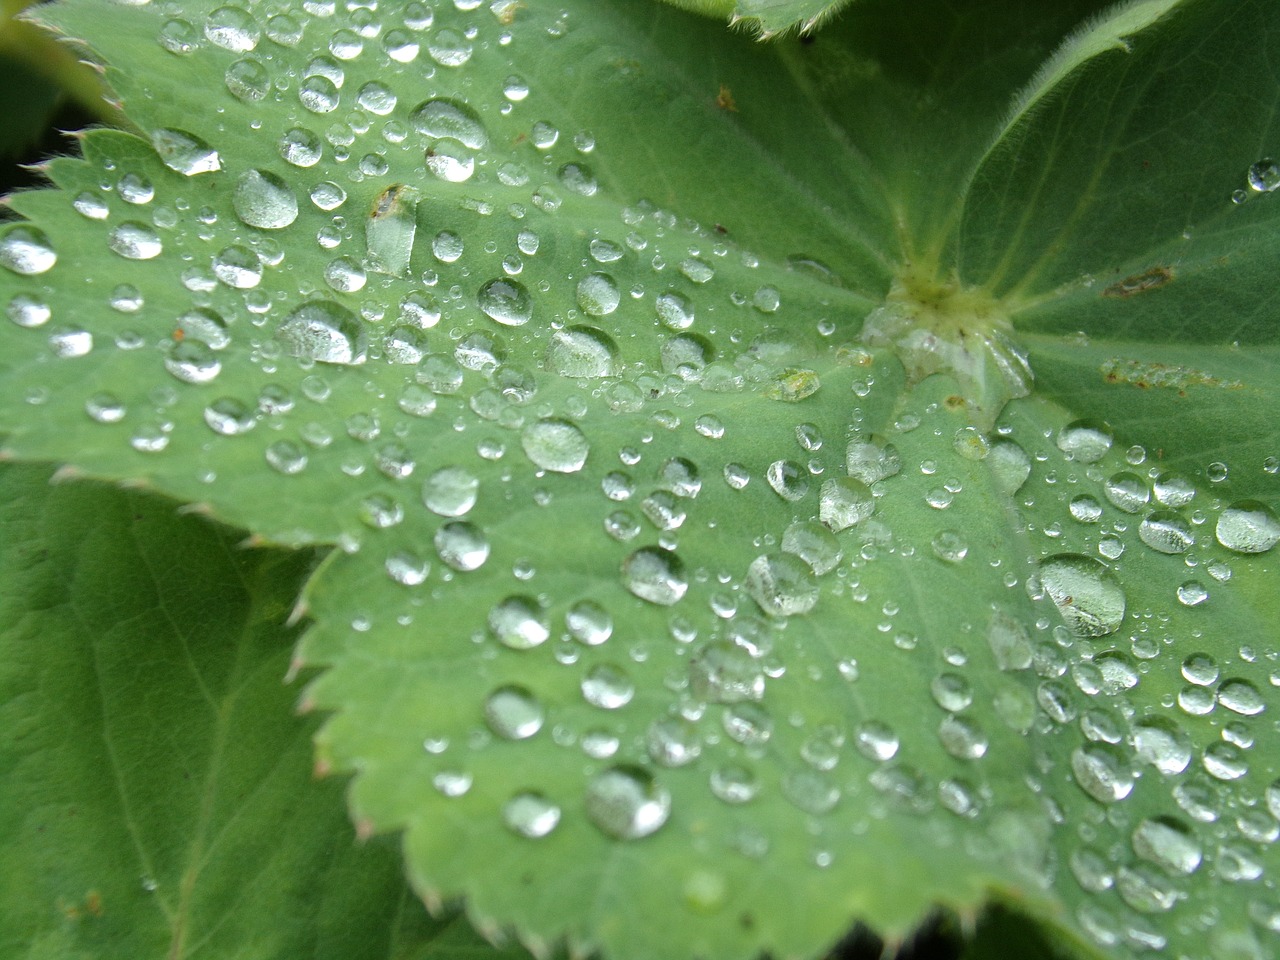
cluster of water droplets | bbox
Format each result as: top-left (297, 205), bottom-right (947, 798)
top-left (1, 0), bottom-right (1278, 953)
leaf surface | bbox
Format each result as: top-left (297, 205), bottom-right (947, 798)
top-left (0, 462), bottom-right (528, 960)
top-left (0, 1), bottom-right (1277, 959)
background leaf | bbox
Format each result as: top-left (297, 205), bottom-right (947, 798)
top-left (0, 462), bottom-right (529, 960)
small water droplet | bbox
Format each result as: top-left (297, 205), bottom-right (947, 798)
top-left (621, 547), bottom-right (687, 605)
top-left (435, 521), bottom-right (489, 571)
top-left (576, 272), bottom-right (619, 316)
top-left (205, 5), bottom-right (259, 51)
top-left (546, 326), bottom-right (618, 378)
top-left (566, 600), bottom-right (612, 645)
top-left (265, 439), bottom-right (307, 475)
top-left (1057, 420), bottom-right (1112, 463)
top-left (478, 277), bottom-right (532, 326)
top-left (1248, 158), bottom-right (1280, 192)
top-left (502, 792), bottom-right (560, 838)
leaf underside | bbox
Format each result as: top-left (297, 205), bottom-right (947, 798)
top-left (0, 1), bottom-right (1277, 960)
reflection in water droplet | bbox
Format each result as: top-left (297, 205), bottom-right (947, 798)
top-left (1216, 501), bottom-right (1280, 554)
top-left (621, 546), bottom-right (687, 605)
top-left (1057, 420), bottom-right (1112, 463)
top-left (1071, 743), bottom-right (1134, 803)
top-left (0, 226), bottom-right (57, 274)
top-left (503, 792), bottom-right (560, 838)
top-left (164, 339), bottom-right (221, 384)
top-left (1038, 554), bottom-right (1125, 637)
top-left (1133, 716), bottom-right (1191, 775)
top-left (151, 128), bottom-right (220, 175)
top-left (546, 326), bottom-right (618, 378)
top-left (478, 277), bottom-right (533, 326)
top-left (521, 418), bottom-right (589, 473)
top-left (485, 685), bottom-right (544, 739)
top-left (410, 97), bottom-right (487, 148)
top-left (1138, 511), bottom-right (1194, 554)
top-left (746, 553), bottom-right (818, 617)
top-left (1132, 817), bottom-right (1201, 875)
top-left (819, 477), bottom-right (873, 532)
top-left (277, 300), bottom-right (366, 364)
top-left (585, 766), bottom-right (670, 839)
top-left (576, 272), bottom-right (620, 316)
top-left (233, 169), bottom-right (298, 229)
top-left (422, 466), bottom-right (479, 517)
top-left (488, 596), bottom-right (547, 649)
top-left (566, 600), bottom-right (612, 645)
top-left (582, 664), bottom-right (634, 709)
top-left (108, 222), bottom-right (163, 260)
top-left (435, 521), bottom-right (489, 571)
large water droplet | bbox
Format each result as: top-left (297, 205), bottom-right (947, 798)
top-left (151, 128), bottom-right (220, 175)
top-left (410, 98), bottom-right (487, 148)
top-left (582, 664), bottom-right (634, 709)
top-left (0, 225), bottom-right (57, 274)
top-left (478, 277), bottom-right (532, 326)
top-left (690, 641), bottom-right (764, 703)
top-left (1138, 511), bottom-right (1195, 554)
top-left (233, 169), bottom-right (298, 229)
top-left (1071, 743), bottom-right (1134, 803)
top-left (1133, 717), bottom-right (1192, 775)
top-left (1057, 420), bottom-right (1112, 463)
top-left (1132, 817), bottom-right (1202, 875)
top-left (1216, 501), bottom-right (1280, 554)
top-left (819, 477), bottom-right (874, 532)
top-left (422, 466), bottom-right (479, 517)
top-left (503, 792), bottom-right (560, 838)
top-left (434, 521), bottom-right (489, 571)
top-left (1038, 554), bottom-right (1125, 637)
top-left (622, 546), bottom-right (687, 605)
top-left (576, 272), bottom-right (620, 316)
top-left (546, 326), bottom-right (618, 378)
top-left (164, 339), bottom-right (221, 384)
top-left (746, 553), bottom-right (819, 617)
top-left (277, 300), bottom-right (366, 364)
top-left (108, 222), bottom-right (162, 260)
top-left (205, 5), bottom-right (259, 51)
top-left (488, 596), bottom-right (549, 649)
top-left (521, 418), bottom-right (589, 473)
top-left (782, 520), bottom-right (841, 575)
top-left (584, 766), bottom-right (670, 839)
top-left (484, 685), bottom-right (544, 739)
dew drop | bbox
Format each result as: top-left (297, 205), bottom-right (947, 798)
top-left (690, 642), bottom-right (764, 704)
top-left (1057, 420), bottom-right (1112, 463)
top-left (1133, 716), bottom-right (1192, 775)
top-left (1138, 511), bottom-right (1195, 554)
top-left (434, 521), bottom-right (489, 571)
top-left (410, 97), bottom-right (487, 148)
top-left (422, 466), bottom-right (479, 517)
top-left (521, 418), bottom-right (589, 473)
top-left (484, 685), bottom-right (544, 739)
top-left (818, 477), bottom-right (873, 532)
top-left (1038, 554), bottom-right (1125, 638)
top-left (1216, 501), bottom-right (1280, 554)
top-left (151, 128), bottom-right (220, 175)
top-left (0, 226), bottom-right (57, 275)
top-left (782, 520), bottom-right (842, 575)
top-left (1071, 743), bottom-right (1134, 804)
top-left (164, 339), bottom-right (221, 384)
top-left (621, 546), bottom-right (687, 605)
top-left (233, 169), bottom-right (298, 229)
top-left (205, 5), bottom-right (259, 51)
top-left (745, 553), bottom-right (819, 617)
top-left (277, 300), bottom-right (366, 364)
top-left (265, 439), bottom-right (307, 475)
top-left (546, 326), bottom-right (618, 378)
top-left (502, 792), bottom-right (560, 838)
top-left (1248, 158), bottom-right (1280, 192)
top-left (478, 277), bottom-right (532, 326)
top-left (1132, 817), bottom-right (1202, 875)
top-left (585, 766), bottom-right (671, 840)
top-left (108, 222), bottom-right (162, 260)
top-left (576, 272), bottom-right (620, 316)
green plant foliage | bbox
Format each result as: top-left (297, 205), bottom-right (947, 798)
top-left (0, 1), bottom-right (1277, 959)
top-left (654, 0), bottom-right (855, 38)
top-left (0, 462), bottom-right (533, 960)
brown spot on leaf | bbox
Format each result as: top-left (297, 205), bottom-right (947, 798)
top-left (716, 85), bottom-right (738, 112)
top-left (1103, 266), bottom-right (1173, 298)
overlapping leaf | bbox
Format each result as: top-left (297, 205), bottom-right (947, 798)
top-left (0, 462), bottom-right (529, 960)
top-left (0, 1), bottom-right (1277, 959)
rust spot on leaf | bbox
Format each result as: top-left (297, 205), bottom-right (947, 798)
top-left (1103, 266), bottom-right (1173, 298)
top-left (716, 84), bottom-right (738, 112)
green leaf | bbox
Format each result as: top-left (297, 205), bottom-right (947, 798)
top-left (653, 0), bottom-right (856, 38)
top-left (0, 462), bottom-right (529, 960)
top-left (0, 0), bottom-right (1278, 959)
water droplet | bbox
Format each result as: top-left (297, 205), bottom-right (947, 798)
top-left (745, 553), bottom-right (819, 617)
top-left (522, 418), bottom-right (589, 473)
top-left (232, 169), bottom-right (298, 229)
top-left (151, 128), bottom-right (220, 175)
top-left (938, 714), bottom-right (988, 759)
top-left (385, 550), bottom-right (429, 585)
top-left (1132, 817), bottom-right (1202, 874)
top-left (782, 520), bottom-right (842, 574)
top-left (107, 222), bottom-right (162, 260)
top-left (566, 600), bottom-right (612, 645)
top-left (1038, 554), bottom-right (1125, 638)
top-left (224, 56), bottom-right (268, 100)
top-left (1204, 741), bottom-right (1248, 780)
top-left (1248, 158), bottom-right (1280, 192)
top-left (434, 521), bottom-right (489, 571)
top-left (86, 392), bottom-right (126, 423)
top-left (818, 477), bottom-right (873, 532)
top-left (411, 97), bottom-right (487, 148)
top-left (766, 460), bottom-right (809, 502)
top-left (1182, 653), bottom-right (1219, 685)
top-left (931, 673), bottom-right (973, 712)
top-left (621, 547), bottom-right (687, 605)
top-left (1152, 472), bottom-right (1195, 507)
top-left (656, 291), bottom-right (694, 330)
top-left (1133, 716), bottom-right (1191, 775)
top-left (1216, 501), bottom-right (1280, 554)
top-left (854, 720), bottom-right (899, 761)
top-left (1104, 472), bottom-right (1149, 513)
top-left (432, 770), bottom-right (472, 798)
top-left (1219, 678), bottom-right (1265, 716)
top-left (277, 300), bottom-right (366, 364)
top-left (987, 611), bottom-right (1033, 671)
top-left (647, 716), bottom-right (701, 766)
top-left (478, 277), bottom-right (532, 326)
top-left (484, 685), bottom-right (544, 739)
top-left (280, 127), bottom-right (324, 167)
top-left (576, 272), bottom-right (619, 316)
top-left (846, 439), bottom-right (900, 485)
top-left (0, 226), bottom-right (57, 274)
top-left (422, 466), bottom-right (479, 517)
top-left (931, 530), bottom-right (968, 563)
top-left (584, 766), bottom-right (670, 839)
top-left (212, 244), bottom-right (263, 289)
top-left (487, 596), bottom-right (548, 650)
top-left (205, 5), bottom-right (259, 51)
top-left (1138, 511), bottom-right (1194, 554)
top-left (546, 326), bottom-right (618, 378)
top-left (6, 293), bottom-right (50, 328)
top-left (690, 642), bottom-right (764, 703)
top-left (1057, 420), bottom-right (1112, 463)
top-left (710, 764), bottom-right (759, 803)
top-left (426, 28), bottom-right (472, 67)
top-left (1071, 743), bottom-right (1134, 803)
top-left (164, 339), bottom-right (221, 384)
top-left (502, 792), bottom-right (560, 838)
top-left (782, 769), bottom-right (840, 814)
top-left (1069, 494), bottom-right (1103, 523)
top-left (265, 439), bottom-right (307, 475)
